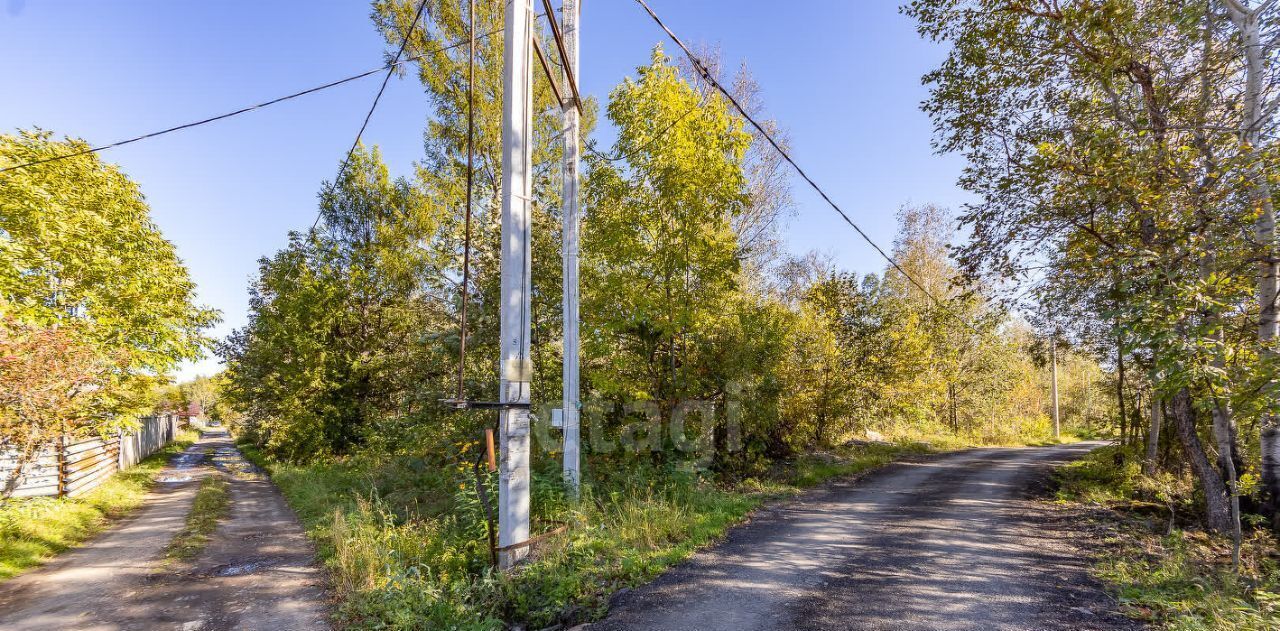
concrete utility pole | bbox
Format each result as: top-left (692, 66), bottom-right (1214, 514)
top-left (1050, 337), bottom-right (1060, 439)
top-left (561, 0), bottom-right (581, 498)
top-left (498, 0), bottom-right (534, 570)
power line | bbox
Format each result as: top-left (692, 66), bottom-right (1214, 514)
top-left (457, 0), bottom-right (477, 403)
top-left (0, 28), bottom-right (501, 176)
top-left (313, 0), bottom-right (433, 231)
top-left (632, 0), bottom-right (983, 336)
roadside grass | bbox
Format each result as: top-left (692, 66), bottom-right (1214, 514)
top-left (787, 441), bottom-right (934, 488)
top-left (1054, 445), bottom-right (1280, 630)
top-left (240, 428), bottom-right (1088, 629)
top-left (164, 473), bottom-right (230, 561)
top-left (1100, 528), bottom-right (1280, 630)
top-left (859, 427), bottom-right (1087, 451)
top-left (1054, 444), bottom-right (1147, 504)
top-left (1025, 431), bottom-right (1087, 447)
top-left (240, 438), bottom-right (945, 629)
top-left (0, 429), bottom-right (200, 581)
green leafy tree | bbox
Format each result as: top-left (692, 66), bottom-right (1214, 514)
top-left (220, 146), bottom-right (455, 459)
top-left (0, 129), bottom-right (217, 429)
top-left (582, 47), bottom-right (750, 441)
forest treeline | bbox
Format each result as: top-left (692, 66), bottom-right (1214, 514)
top-left (906, 0), bottom-right (1280, 546)
top-left (216, 4), bottom-right (1109, 475)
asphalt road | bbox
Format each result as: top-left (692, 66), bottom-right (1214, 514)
top-left (591, 441), bottom-right (1142, 631)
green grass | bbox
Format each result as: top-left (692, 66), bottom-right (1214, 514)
top-left (239, 439), bottom-right (937, 630)
top-left (0, 429), bottom-right (200, 581)
top-left (788, 442), bottom-right (933, 488)
top-left (164, 473), bottom-right (230, 561)
top-left (1054, 444), bottom-right (1146, 504)
top-left (1054, 445), bottom-right (1280, 630)
top-left (1098, 528), bottom-right (1280, 630)
top-left (240, 429), bottom-right (1087, 629)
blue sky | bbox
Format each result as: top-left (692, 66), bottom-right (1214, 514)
top-left (1, 0), bottom-right (970, 379)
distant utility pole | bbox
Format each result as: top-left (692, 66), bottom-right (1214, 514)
top-left (1050, 337), bottom-right (1060, 439)
top-left (561, 0), bottom-right (581, 498)
top-left (948, 383), bottom-right (958, 433)
top-left (498, 0), bottom-right (534, 570)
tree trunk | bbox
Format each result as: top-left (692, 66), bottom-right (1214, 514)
top-left (1225, 0), bottom-right (1280, 524)
top-left (1133, 391), bottom-right (1145, 448)
top-left (1116, 348), bottom-right (1128, 443)
top-left (1170, 388), bottom-right (1232, 532)
top-left (1210, 398), bottom-right (1243, 568)
top-left (1264, 425), bottom-right (1280, 523)
top-left (1144, 394), bottom-right (1163, 476)
top-left (949, 383), bottom-right (958, 433)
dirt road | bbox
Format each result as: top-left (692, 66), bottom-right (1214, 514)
top-left (592, 441), bottom-right (1141, 631)
top-left (0, 432), bottom-right (329, 631)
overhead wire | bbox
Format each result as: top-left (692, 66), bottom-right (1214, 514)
top-left (0, 0), bottom-right (983, 343)
top-left (304, 3), bottom-right (490, 396)
top-left (631, 0), bottom-right (983, 336)
top-left (0, 28), bottom-right (501, 177)
top-left (457, 0), bottom-right (478, 403)
top-left (312, 0), bottom-right (433, 231)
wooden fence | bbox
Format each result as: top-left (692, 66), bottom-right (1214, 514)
top-left (0, 415), bottom-right (183, 499)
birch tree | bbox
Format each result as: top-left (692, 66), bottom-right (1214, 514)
top-left (1220, 0), bottom-right (1280, 525)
